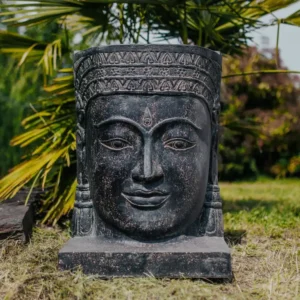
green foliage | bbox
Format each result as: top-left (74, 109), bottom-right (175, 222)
top-left (221, 47), bottom-right (300, 180)
top-left (0, 20), bottom-right (66, 177)
top-left (0, 54), bottom-right (44, 177)
top-left (282, 8), bottom-right (300, 26)
top-left (0, 0), bottom-right (299, 223)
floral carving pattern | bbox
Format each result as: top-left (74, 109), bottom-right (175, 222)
top-left (74, 49), bottom-right (221, 114)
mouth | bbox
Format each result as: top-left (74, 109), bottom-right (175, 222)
top-left (121, 190), bottom-right (169, 210)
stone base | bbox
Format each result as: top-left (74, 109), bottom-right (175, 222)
top-left (58, 236), bottom-right (232, 279)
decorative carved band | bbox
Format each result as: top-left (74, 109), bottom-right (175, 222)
top-left (206, 184), bottom-right (220, 193)
top-left (204, 202), bottom-right (222, 209)
top-left (74, 46), bottom-right (221, 114)
top-left (74, 201), bottom-right (93, 208)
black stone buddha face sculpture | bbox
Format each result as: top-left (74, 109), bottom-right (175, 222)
top-left (73, 45), bottom-right (223, 241)
top-left (86, 94), bottom-right (211, 239)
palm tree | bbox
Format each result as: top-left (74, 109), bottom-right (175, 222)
top-left (0, 0), bottom-right (299, 224)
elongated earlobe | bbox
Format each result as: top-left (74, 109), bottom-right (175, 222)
top-left (200, 98), bottom-right (223, 236)
top-left (72, 93), bottom-right (94, 237)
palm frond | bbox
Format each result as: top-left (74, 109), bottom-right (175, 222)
top-left (0, 31), bottom-right (68, 75)
top-left (0, 1), bottom-right (82, 26)
top-left (0, 0), bottom-right (299, 224)
top-left (282, 9), bottom-right (300, 26)
top-left (0, 69), bottom-right (76, 223)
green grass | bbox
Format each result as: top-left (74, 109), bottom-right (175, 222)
top-left (1, 179), bottom-right (300, 299)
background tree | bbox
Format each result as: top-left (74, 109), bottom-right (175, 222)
top-left (221, 47), bottom-right (300, 180)
top-left (0, 0), bottom-right (299, 224)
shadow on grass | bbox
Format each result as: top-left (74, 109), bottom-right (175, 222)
top-left (222, 197), bottom-right (300, 243)
top-left (222, 198), bottom-right (279, 245)
top-left (224, 229), bottom-right (247, 245)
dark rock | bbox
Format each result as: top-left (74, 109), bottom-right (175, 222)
top-left (0, 189), bottom-right (40, 242)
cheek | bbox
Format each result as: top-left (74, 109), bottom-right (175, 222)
top-left (162, 143), bottom-right (209, 179)
top-left (88, 144), bottom-right (138, 201)
top-left (90, 138), bottom-right (138, 171)
top-left (161, 143), bottom-right (210, 203)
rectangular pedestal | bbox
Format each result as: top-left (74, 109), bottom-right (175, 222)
top-left (58, 236), bottom-right (232, 279)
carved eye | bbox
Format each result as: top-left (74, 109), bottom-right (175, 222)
top-left (164, 138), bottom-right (196, 151)
top-left (100, 138), bottom-right (132, 151)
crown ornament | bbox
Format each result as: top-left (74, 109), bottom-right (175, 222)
top-left (73, 45), bottom-right (222, 114)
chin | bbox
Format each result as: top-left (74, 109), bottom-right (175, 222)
top-left (115, 214), bottom-right (193, 240)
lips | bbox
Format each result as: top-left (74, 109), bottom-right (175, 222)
top-left (121, 190), bottom-right (169, 210)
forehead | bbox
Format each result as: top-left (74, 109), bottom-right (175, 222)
top-left (87, 94), bottom-right (210, 128)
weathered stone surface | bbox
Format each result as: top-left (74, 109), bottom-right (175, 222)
top-left (59, 44), bottom-right (232, 279)
top-left (59, 236), bottom-right (232, 279)
top-left (0, 189), bottom-right (39, 242)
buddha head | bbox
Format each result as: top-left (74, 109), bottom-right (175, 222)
top-left (73, 45), bottom-right (222, 240)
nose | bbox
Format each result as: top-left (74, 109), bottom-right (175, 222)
top-left (132, 138), bottom-right (164, 183)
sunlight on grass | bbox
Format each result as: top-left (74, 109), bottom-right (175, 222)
top-left (0, 179), bottom-right (299, 299)
top-left (221, 179), bottom-right (300, 238)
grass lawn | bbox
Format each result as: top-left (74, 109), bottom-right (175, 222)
top-left (1, 179), bottom-right (299, 299)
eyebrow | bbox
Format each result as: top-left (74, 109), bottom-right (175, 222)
top-left (94, 116), bottom-right (202, 135)
top-left (150, 117), bottom-right (202, 134)
top-left (94, 116), bottom-right (145, 133)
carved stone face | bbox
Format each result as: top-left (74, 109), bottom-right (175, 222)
top-left (86, 94), bottom-right (211, 240)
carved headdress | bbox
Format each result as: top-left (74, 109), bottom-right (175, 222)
top-left (73, 45), bottom-right (223, 237)
top-left (74, 44), bottom-right (221, 114)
